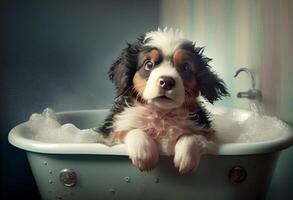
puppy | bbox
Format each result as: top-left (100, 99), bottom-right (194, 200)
top-left (97, 28), bottom-right (228, 174)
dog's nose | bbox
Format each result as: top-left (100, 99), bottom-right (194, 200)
top-left (159, 76), bottom-right (176, 91)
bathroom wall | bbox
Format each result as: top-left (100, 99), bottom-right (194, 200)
top-left (0, 0), bottom-right (159, 198)
top-left (160, 0), bottom-right (293, 199)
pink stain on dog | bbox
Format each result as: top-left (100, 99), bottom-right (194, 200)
top-left (115, 106), bottom-right (207, 142)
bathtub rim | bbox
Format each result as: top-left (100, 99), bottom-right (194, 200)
top-left (8, 109), bottom-right (293, 156)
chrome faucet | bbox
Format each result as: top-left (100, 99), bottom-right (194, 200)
top-left (234, 68), bottom-right (262, 100)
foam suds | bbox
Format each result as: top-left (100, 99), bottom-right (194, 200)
top-left (27, 108), bottom-right (99, 143)
top-left (25, 107), bottom-right (291, 144)
top-left (211, 105), bottom-right (291, 143)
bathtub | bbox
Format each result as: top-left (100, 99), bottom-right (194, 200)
top-left (8, 107), bottom-right (293, 200)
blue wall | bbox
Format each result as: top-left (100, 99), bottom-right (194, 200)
top-left (0, 1), bottom-right (159, 198)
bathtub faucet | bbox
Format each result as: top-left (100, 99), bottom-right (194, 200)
top-left (234, 68), bottom-right (262, 100)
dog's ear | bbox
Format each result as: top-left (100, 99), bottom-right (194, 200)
top-left (195, 48), bottom-right (229, 104)
top-left (108, 37), bottom-right (144, 96)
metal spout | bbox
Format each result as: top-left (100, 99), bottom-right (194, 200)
top-left (234, 68), bottom-right (262, 100)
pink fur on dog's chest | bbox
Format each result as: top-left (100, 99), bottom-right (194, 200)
top-left (139, 107), bottom-right (192, 139)
top-left (113, 106), bottom-right (203, 155)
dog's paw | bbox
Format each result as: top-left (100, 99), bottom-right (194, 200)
top-left (174, 135), bottom-right (205, 174)
top-left (124, 129), bottom-right (159, 171)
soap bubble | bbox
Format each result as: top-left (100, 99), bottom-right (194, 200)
top-left (25, 107), bottom-right (291, 144)
top-left (27, 108), bottom-right (99, 143)
top-left (210, 107), bottom-right (291, 143)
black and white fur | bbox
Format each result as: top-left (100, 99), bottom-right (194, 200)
top-left (96, 28), bottom-right (228, 174)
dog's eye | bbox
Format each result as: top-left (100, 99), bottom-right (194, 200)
top-left (181, 62), bottom-right (191, 72)
top-left (180, 62), bottom-right (193, 80)
top-left (144, 60), bottom-right (155, 71)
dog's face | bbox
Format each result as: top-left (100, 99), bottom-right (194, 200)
top-left (109, 29), bottom-right (228, 110)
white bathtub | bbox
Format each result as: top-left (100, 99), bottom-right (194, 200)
top-left (8, 108), bottom-right (293, 200)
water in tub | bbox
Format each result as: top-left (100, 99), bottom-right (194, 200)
top-left (26, 106), bottom-right (290, 146)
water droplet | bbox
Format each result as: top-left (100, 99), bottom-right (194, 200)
top-left (155, 177), bottom-right (160, 183)
top-left (109, 188), bottom-right (115, 195)
top-left (124, 176), bottom-right (131, 183)
top-left (49, 179), bottom-right (53, 184)
top-left (49, 170), bottom-right (53, 174)
top-left (56, 195), bottom-right (62, 200)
